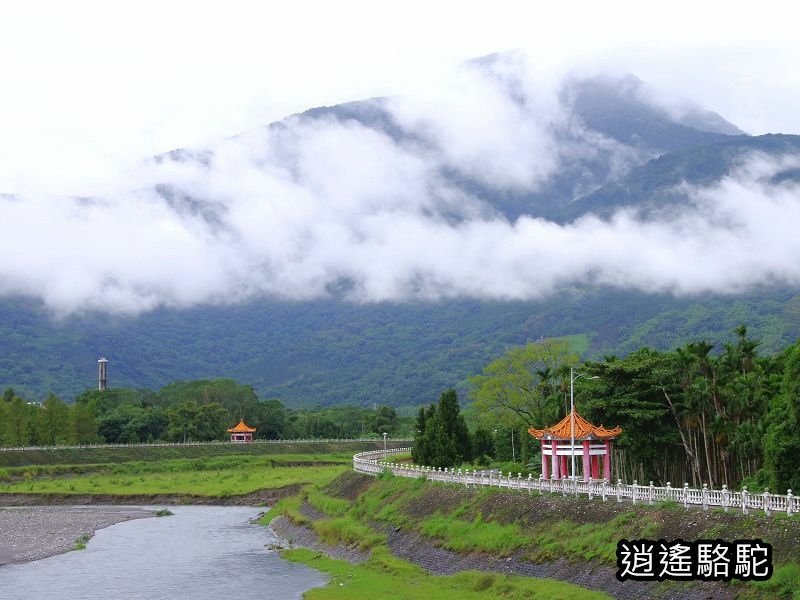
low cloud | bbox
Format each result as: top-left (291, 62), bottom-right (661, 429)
top-left (1, 61), bottom-right (798, 315)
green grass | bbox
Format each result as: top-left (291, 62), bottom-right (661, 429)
top-left (420, 514), bottom-right (532, 556)
top-left (73, 535), bottom-right (90, 551)
top-left (0, 441), bottom-right (403, 468)
top-left (528, 512), bottom-right (652, 564)
top-left (308, 489), bottom-right (352, 517)
top-left (349, 475), bottom-right (426, 528)
top-left (259, 495), bottom-right (309, 526)
top-left (283, 546), bottom-right (610, 599)
top-left (312, 517), bottom-right (386, 550)
top-left (749, 563), bottom-right (800, 599)
top-left (0, 454), bottom-right (350, 497)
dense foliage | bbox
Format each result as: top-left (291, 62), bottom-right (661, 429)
top-left (469, 328), bottom-right (800, 491)
top-left (412, 389), bottom-right (473, 468)
top-left (0, 378), bottom-right (410, 446)
top-left (1, 290), bottom-right (799, 408)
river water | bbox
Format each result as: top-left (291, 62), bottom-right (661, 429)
top-left (0, 506), bottom-right (328, 600)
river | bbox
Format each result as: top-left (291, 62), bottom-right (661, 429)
top-left (0, 506), bottom-right (328, 600)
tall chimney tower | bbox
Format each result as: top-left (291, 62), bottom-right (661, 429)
top-left (98, 358), bottom-right (108, 391)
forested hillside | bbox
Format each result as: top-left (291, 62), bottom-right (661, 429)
top-left (2, 290), bottom-right (799, 405)
top-left (2, 69), bottom-right (800, 405)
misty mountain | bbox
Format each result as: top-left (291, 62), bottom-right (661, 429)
top-left (254, 73), bottom-right (745, 222)
top-left (2, 68), bottom-right (800, 404)
top-left (562, 133), bottom-right (800, 221)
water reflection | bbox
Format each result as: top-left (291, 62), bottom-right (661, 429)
top-left (0, 506), bottom-right (327, 600)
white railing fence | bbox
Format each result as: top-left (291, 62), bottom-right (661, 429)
top-left (353, 450), bottom-right (798, 518)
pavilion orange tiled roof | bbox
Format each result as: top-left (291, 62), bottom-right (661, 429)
top-left (227, 419), bottom-right (256, 434)
top-left (528, 409), bottom-right (622, 441)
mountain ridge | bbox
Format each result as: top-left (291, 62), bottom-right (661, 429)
top-left (2, 72), bottom-right (799, 404)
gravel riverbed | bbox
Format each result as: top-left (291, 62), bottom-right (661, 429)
top-left (0, 506), bottom-right (155, 566)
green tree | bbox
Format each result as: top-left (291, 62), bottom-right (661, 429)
top-left (4, 396), bottom-right (34, 446)
top-left (374, 405), bottom-right (398, 435)
top-left (68, 402), bottom-right (99, 444)
top-left (472, 427), bottom-right (495, 462)
top-left (37, 393), bottom-right (69, 445)
top-left (760, 341), bottom-right (800, 492)
top-left (419, 389), bottom-right (472, 468)
top-left (411, 404), bottom-right (435, 465)
top-left (250, 399), bottom-right (287, 439)
top-left (580, 349), bottom-right (677, 483)
top-left (469, 339), bottom-right (578, 431)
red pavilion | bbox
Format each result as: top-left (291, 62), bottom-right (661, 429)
top-left (529, 410), bottom-right (622, 481)
top-left (227, 419), bottom-right (256, 443)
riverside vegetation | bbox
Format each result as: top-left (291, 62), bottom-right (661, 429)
top-left (265, 470), bottom-right (800, 599)
top-left (0, 444), bottom-right (402, 500)
top-left (2, 440), bottom-right (798, 597)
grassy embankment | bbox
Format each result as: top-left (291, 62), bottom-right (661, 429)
top-left (0, 441), bottom-right (403, 499)
top-left (0, 441), bottom-right (402, 468)
top-left (263, 472), bottom-right (611, 599)
top-left (285, 546), bottom-right (608, 600)
top-left (266, 470), bottom-right (800, 599)
top-left (0, 454), bottom-right (348, 498)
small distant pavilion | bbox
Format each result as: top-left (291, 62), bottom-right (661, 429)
top-left (227, 419), bottom-right (256, 443)
top-left (529, 410), bottom-right (622, 481)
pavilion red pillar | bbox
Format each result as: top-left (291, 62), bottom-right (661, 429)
top-left (582, 440), bottom-right (591, 482)
top-left (541, 440), bottom-right (549, 479)
top-left (591, 455), bottom-right (600, 479)
top-left (560, 455), bottom-right (568, 479)
top-left (603, 440), bottom-right (611, 480)
top-left (551, 440), bottom-right (559, 479)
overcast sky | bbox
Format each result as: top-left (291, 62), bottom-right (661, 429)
top-left (1, 1), bottom-right (800, 315)
top-left (1, 0), bottom-right (799, 193)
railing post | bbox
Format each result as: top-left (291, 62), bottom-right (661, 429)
top-left (742, 486), bottom-right (749, 515)
top-left (722, 484), bottom-right (729, 512)
top-left (616, 479), bottom-right (622, 503)
top-left (683, 483), bottom-right (689, 509)
top-left (763, 489), bottom-right (771, 517)
top-left (528, 473), bottom-right (533, 495)
top-left (632, 480), bottom-right (638, 505)
top-left (649, 481), bottom-right (654, 506)
top-left (702, 483), bottom-right (708, 511)
top-left (788, 490), bottom-right (794, 517)
top-left (517, 473), bottom-right (522, 491)
top-left (601, 478), bottom-right (607, 502)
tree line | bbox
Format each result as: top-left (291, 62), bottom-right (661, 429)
top-left (0, 379), bottom-right (410, 446)
top-left (469, 327), bottom-right (800, 493)
top-left (5, 325), bottom-right (799, 494)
